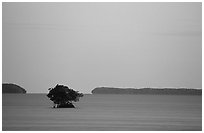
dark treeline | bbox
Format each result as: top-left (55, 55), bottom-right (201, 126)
top-left (2, 83), bottom-right (26, 94)
top-left (92, 87), bottom-right (202, 95)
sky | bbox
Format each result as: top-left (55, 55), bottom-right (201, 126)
top-left (2, 2), bottom-right (202, 93)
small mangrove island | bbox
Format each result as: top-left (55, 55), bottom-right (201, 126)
top-left (92, 87), bottom-right (202, 95)
top-left (47, 84), bottom-right (83, 108)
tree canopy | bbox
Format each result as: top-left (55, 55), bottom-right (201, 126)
top-left (47, 84), bottom-right (83, 108)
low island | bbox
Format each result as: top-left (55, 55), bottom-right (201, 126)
top-left (2, 83), bottom-right (26, 94)
top-left (92, 87), bottom-right (202, 95)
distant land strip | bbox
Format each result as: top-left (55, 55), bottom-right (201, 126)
top-left (2, 83), bottom-right (26, 94)
top-left (92, 87), bottom-right (202, 95)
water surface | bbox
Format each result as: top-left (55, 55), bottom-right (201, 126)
top-left (2, 94), bottom-right (202, 131)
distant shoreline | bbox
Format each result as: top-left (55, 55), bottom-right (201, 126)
top-left (2, 83), bottom-right (26, 94)
top-left (92, 87), bottom-right (202, 95)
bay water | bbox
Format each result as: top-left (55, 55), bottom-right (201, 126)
top-left (2, 94), bottom-right (202, 131)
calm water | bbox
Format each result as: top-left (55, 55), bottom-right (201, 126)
top-left (2, 94), bottom-right (202, 131)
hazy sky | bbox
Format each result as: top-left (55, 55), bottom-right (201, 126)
top-left (3, 2), bottom-right (202, 93)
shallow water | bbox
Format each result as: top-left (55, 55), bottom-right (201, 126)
top-left (2, 94), bottom-right (202, 131)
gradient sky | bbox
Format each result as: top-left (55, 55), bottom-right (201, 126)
top-left (2, 2), bottom-right (202, 93)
